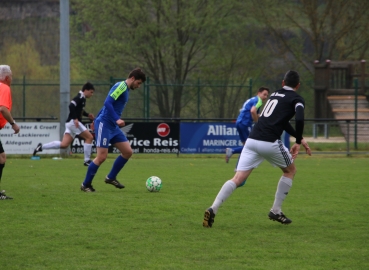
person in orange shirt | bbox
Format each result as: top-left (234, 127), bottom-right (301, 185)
top-left (0, 65), bottom-right (20, 199)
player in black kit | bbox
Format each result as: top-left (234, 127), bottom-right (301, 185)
top-left (203, 70), bottom-right (311, 228)
top-left (33, 82), bottom-right (95, 166)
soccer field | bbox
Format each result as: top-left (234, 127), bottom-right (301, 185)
top-left (1, 155), bottom-right (368, 269)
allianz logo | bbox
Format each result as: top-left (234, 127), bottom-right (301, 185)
top-left (207, 125), bottom-right (238, 136)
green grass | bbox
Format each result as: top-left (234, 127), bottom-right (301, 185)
top-left (308, 142), bottom-right (369, 152)
top-left (0, 155), bottom-right (368, 269)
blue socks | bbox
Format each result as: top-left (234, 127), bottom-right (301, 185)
top-left (82, 156), bottom-right (129, 186)
top-left (107, 155), bottom-right (128, 180)
top-left (83, 162), bottom-right (99, 186)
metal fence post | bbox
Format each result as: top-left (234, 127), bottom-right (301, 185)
top-left (60, 0), bottom-right (70, 157)
top-left (143, 80), bottom-right (146, 119)
top-left (146, 77), bottom-right (150, 119)
top-left (354, 78), bottom-right (358, 149)
top-left (324, 123), bottom-right (329, 139)
top-left (346, 120), bottom-right (351, 156)
top-left (23, 75), bottom-right (26, 118)
top-left (248, 78), bottom-right (253, 98)
top-left (110, 76), bottom-right (114, 88)
top-left (197, 78), bottom-right (201, 119)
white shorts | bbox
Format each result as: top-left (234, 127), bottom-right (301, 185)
top-left (236, 138), bottom-right (293, 171)
top-left (64, 119), bottom-right (88, 138)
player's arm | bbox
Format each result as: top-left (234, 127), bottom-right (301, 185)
top-left (0, 105), bottom-right (19, 134)
top-left (283, 101), bottom-right (305, 143)
top-left (0, 105), bottom-right (15, 124)
top-left (284, 121), bottom-right (310, 154)
top-left (295, 102), bottom-right (311, 155)
top-left (69, 99), bottom-right (79, 127)
top-left (283, 122), bottom-right (299, 139)
top-left (82, 109), bottom-right (94, 120)
top-left (0, 88), bottom-right (19, 133)
top-left (294, 104), bottom-right (304, 144)
top-left (104, 96), bottom-right (124, 126)
top-left (250, 106), bottom-right (258, 122)
top-left (289, 102), bottom-right (311, 158)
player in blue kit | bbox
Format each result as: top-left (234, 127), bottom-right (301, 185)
top-left (80, 68), bottom-right (146, 192)
top-left (225, 87), bottom-right (269, 163)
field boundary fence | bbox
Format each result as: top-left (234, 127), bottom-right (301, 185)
top-left (11, 77), bottom-right (319, 120)
top-left (11, 77), bottom-right (253, 120)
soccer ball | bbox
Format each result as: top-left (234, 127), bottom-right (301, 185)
top-left (146, 176), bottom-right (162, 192)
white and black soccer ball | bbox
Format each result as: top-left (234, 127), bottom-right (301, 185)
top-left (146, 176), bottom-right (162, 192)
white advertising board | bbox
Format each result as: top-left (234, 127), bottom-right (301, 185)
top-left (0, 122), bottom-right (60, 154)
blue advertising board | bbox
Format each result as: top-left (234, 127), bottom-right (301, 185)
top-left (180, 122), bottom-right (243, 153)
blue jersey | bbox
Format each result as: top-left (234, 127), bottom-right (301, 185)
top-left (236, 96), bottom-right (263, 126)
top-left (96, 81), bottom-right (129, 126)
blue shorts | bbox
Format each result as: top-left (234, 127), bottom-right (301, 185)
top-left (94, 118), bottom-right (128, 148)
top-left (236, 122), bottom-right (252, 143)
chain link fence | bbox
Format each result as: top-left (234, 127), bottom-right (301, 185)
top-left (11, 77), bottom-right (254, 120)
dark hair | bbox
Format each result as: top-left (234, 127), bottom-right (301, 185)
top-left (82, 82), bottom-right (95, 91)
top-left (128, 68), bottom-right (146, 82)
top-left (283, 70), bottom-right (300, 88)
top-left (258, 87), bottom-right (269, 93)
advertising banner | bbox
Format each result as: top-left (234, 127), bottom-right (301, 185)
top-left (180, 122), bottom-right (243, 153)
top-left (70, 122), bottom-right (94, 154)
top-left (0, 122), bottom-right (60, 154)
top-left (71, 122), bottom-right (180, 154)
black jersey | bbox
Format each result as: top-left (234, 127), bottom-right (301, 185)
top-left (249, 87), bottom-right (305, 142)
top-left (66, 91), bottom-right (89, 122)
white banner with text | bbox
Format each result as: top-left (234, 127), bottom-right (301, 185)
top-left (0, 122), bottom-right (60, 154)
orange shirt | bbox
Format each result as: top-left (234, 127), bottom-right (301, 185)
top-left (0, 83), bottom-right (12, 128)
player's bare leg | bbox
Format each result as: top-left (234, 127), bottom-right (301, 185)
top-left (34, 134), bottom-right (74, 156)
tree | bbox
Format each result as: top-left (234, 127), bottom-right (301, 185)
top-left (71, 0), bottom-right (262, 118)
top-left (1, 37), bottom-right (58, 79)
top-left (198, 32), bottom-right (271, 118)
top-left (248, 0), bottom-right (369, 75)
top-left (0, 36), bottom-right (88, 118)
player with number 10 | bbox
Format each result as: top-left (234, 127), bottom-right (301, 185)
top-left (203, 70), bottom-right (311, 228)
